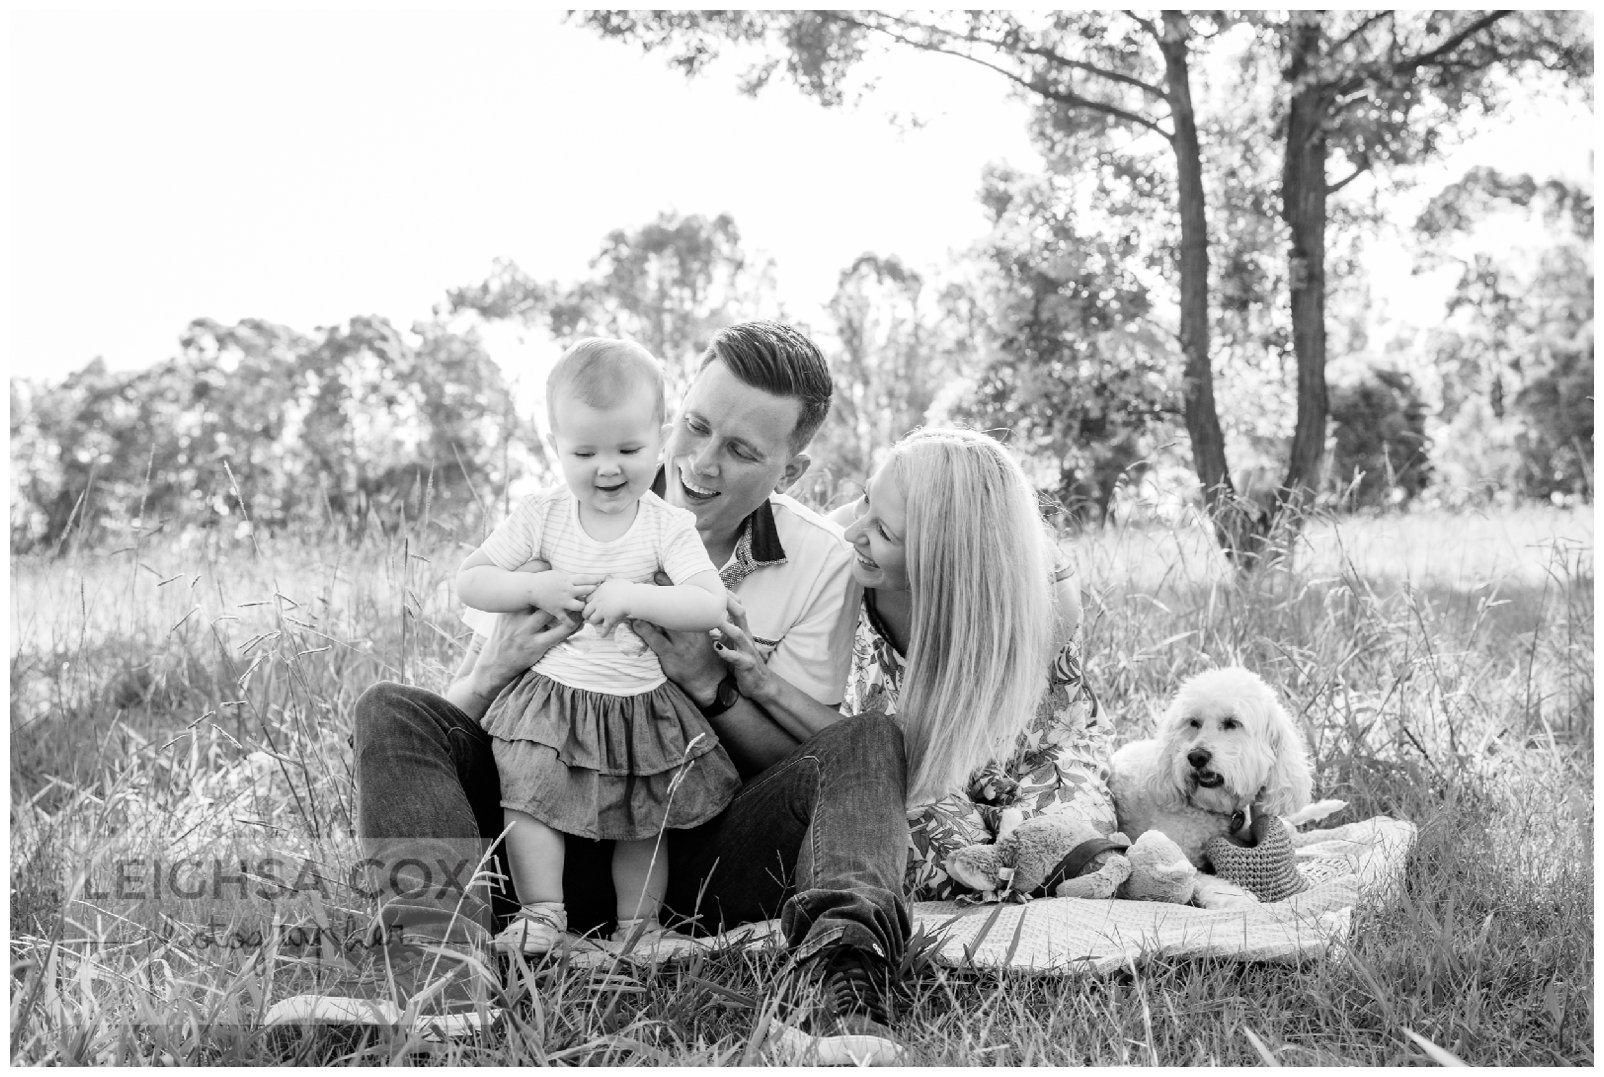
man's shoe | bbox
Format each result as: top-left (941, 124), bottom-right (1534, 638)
top-left (262, 935), bottom-right (501, 1041)
top-left (766, 946), bottom-right (904, 1066)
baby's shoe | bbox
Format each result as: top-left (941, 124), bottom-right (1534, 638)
top-left (494, 901), bottom-right (567, 955)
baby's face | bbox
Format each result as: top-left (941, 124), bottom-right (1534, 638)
top-left (548, 389), bottom-right (665, 519)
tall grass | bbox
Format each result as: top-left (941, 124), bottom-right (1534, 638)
top-left (9, 504), bottom-right (1593, 1065)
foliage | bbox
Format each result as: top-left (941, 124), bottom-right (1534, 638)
top-left (9, 316), bottom-right (520, 553)
top-left (449, 211), bottom-right (779, 404)
top-left (1414, 168), bottom-right (1595, 503)
top-left (949, 165), bottom-right (1177, 526)
top-left (575, 7), bottom-right (1595, 566)
top-left (1327, 367), bottom-right (1432, 509)
top-left (809, 253), bottom-right (974, 492)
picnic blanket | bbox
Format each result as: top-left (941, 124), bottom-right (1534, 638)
top-left (578, 815), bottom-right (1414, 974)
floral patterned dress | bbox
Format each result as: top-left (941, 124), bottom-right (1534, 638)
top-left (844, 585), bottom-right (1119, 902)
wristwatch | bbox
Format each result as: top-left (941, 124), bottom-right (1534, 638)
top-left (697, 671), bottom-right (741, 718)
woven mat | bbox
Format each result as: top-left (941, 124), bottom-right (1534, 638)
top-left (684, 815), bottom-right (1415, 976)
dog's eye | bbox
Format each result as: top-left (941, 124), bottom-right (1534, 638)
top-left (1187, 718), bottom-right (1201, 729)
top-left (1221, 717), bottom-right (1239, 731)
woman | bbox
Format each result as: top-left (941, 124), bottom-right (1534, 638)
top-left (715, 427), bottom-right (1117, 900)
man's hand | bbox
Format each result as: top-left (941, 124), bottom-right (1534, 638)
top-left (449, 607), bottom-right (580, 719)
top-left (631, 574), bottom-right (724, 704)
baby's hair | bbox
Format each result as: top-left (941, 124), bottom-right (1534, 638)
top-left (546, 337), bottom-right (666, 431)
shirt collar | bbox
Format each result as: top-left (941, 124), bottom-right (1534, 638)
top-left (652, 466), bottom-right (788, 587)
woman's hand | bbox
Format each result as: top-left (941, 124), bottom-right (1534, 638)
top-left (711, 594), bottom-right (774, 704)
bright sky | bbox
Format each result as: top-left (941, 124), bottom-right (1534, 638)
top-left (7, 7), bottom-right (1041, 381)
top-left (6, 7), bottom-right (1592, 386)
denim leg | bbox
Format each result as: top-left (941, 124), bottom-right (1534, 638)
top-left (352, 681), bottom-right (619, 941)
top-left (666, 714), bottom-right (911, 965)
top-left (352, 682), bottom-right (509, 943)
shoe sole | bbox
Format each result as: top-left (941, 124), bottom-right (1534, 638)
top-left (766, 1020), bottom-right (904, 1066)
top-left (261, 994), bottom-right (498, 1042)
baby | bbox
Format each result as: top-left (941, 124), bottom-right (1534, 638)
top-left (457, 337), bottom-right (740, 953)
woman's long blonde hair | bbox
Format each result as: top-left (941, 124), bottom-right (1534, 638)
top-left (890, 428), bottom-right (1058, 806)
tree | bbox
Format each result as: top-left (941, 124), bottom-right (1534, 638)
top-left (448, 212), bottom-right (778, 404)
top-left (1258, 9), bottom-right (1591, 521)
top-left (561, 212), bottom-right (776, 399)
top-left (1327, 367), bottom-right (1432, 509)
top-left (951, 165), bottom-right (1177, 526)
top-left (817, 253), bottom-right (962, 487)
top-left (578, 9), bottom-right (1593, 561)
top-left (1414, 168), bottom-right (1594, 501)
top-left (576, 10), bottom-right (1251, 551)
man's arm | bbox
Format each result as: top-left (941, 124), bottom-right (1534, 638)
top-left (443, 608), bottom-right (579, 720)
top-left (630, 611), bottom-right (802, 775)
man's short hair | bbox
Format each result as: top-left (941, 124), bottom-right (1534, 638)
top-left (547, 337), bottom-right (666, 429)
top-left (699, 321), bottom-right (832, 452)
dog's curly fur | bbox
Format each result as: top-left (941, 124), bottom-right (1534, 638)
top-left (1109, 667), bottom-right (1314, 870)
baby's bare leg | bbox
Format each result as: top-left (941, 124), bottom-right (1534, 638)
top-left (612, 838), bottom-right (668, 924)
top-left (502, 808), bottom-right (565, 905)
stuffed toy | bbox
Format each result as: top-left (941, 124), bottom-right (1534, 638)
top-left (947, 812), bottom-right (1253, 907)
top-left (947, 810), bottom-right (1132, 901)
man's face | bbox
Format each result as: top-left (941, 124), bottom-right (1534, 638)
top-left (665, 359), bottom-right (809, 544)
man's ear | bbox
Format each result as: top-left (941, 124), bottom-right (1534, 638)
top-left (775, 451), bottom-right (811, 494)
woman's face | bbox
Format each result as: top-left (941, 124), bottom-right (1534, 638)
top-left (843, 466), bottom-right (910, 592)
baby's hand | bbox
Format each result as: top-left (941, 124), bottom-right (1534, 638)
top-left (526, 571), bottom-right (603, 619)
top-left (581, 578), bottom-right (637, 637)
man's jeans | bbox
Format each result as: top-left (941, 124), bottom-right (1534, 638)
top-left (352, 682), bottom-right (911, 965)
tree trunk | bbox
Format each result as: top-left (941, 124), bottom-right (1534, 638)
top-left (1280, 12), bottom-right (1331, 518)
top-left (1160, 11), bottom-right (1257, 563)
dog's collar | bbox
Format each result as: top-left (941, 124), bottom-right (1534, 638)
top-left (1188, 797), bottom-right (1251, 836)
top-left (1189, 782), bottom-right (1269, 835)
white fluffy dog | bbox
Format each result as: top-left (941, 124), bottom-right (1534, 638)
top-left (1110, 667), bottom-right (1322, 876)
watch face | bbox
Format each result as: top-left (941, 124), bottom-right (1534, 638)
top-left (717, 676), bottom-right (740, 705)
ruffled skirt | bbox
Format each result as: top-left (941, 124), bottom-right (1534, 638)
top-left (483, 671), bottom-right (741, 841)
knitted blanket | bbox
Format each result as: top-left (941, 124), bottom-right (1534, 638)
top-left (578, 815), bottom-right (1414, 974)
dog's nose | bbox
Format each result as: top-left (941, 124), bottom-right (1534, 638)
top-left (1187, 748), bottom-right (1212, 770)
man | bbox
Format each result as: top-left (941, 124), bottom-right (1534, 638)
top-left (268, 322), bottom-right (908, 1064)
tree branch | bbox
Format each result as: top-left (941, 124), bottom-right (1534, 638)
top-left (1123, 9), bottom-right (1160, 43)
top-left (828, 11), bottom-right (1173, 140)
top-left (1333, 11), bottom-right (1392, 55)
top-left (852, 11), bottom-right (1168, 102)
top-left (1326, 166), bottom-right (1368, 195)
top-left (1393, 10), bottom-right (1514, 76)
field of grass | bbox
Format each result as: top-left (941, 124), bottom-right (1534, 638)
top-left (9, 503), bottom-right (1593, 1065)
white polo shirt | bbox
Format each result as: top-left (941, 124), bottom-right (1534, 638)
top-left (720, 492), bottom-right (861, 707)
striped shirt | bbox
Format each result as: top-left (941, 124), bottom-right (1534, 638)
top-left (463, 487), bottom-right (717, 694)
